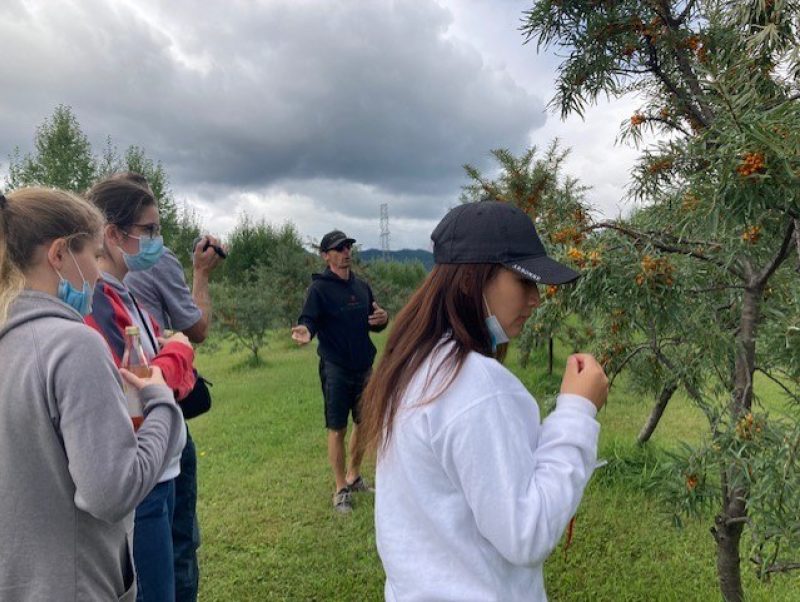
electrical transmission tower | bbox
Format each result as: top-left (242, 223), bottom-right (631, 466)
top-left (380, 203), bottom-right (390, 259)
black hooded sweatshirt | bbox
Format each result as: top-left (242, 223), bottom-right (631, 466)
top-left (297, 268), bottom-right (386, 371)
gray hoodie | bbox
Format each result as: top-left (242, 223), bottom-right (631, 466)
top-left (0, 291), bottom-right (184, 601)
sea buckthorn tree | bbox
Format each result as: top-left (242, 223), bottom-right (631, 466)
top-left (468, 1), bottom-right (800, 599)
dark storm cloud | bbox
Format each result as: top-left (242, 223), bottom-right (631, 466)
top-left (0, 0), bottom-right (545, 198)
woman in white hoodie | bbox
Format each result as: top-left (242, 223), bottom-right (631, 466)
top-left (361, 201), bottom-right (608, 602)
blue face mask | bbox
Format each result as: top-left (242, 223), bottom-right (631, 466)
top-left (122, 233), bottom-right (165, 271)
top-left (55, 250), bottom-right (93, 316)
top-left (483, 296), bottom-right (509, 352)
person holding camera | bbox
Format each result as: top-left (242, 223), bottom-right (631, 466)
top-left (126, 234), bottom-right (225, 347)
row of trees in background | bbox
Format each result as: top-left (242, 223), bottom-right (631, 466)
top-left (5, 105), bottom-right (203, 267)
top-left (2, 106), bottom-right (428, 365)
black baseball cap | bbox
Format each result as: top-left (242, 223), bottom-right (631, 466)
top-left (431, 201), bottom-right (580, 285)
top-left (320, 230), bottom-right (356, 252)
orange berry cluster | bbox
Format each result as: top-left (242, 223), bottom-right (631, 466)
top-left (598, 343), bottom-right (626, 368)
top-left (572, 208), bottom-right (588, 227)
top-left (647, 158), bottom-right (673, 174)
top-left (631, 113), bottom-right (646, 127)
top-left (521, 183), bottom-right (545, 213)
top-left (566, 248), bottom-right (601, 269)
top-left (635, 255), bottom-right (674, 287)
top-left (551, 227), bottom-right (585, 245)
top-left (641, 16), bottom-right (665, 39)
top-left (771, 125), bottom-right (789, 139)
top-left (545, 285), bottom-right (559, 299)
top-left (735, 412), bottom-right (762, 440)
top-left (685, 36), bottom-right (701, 51)
top-left (567, 247), bottom-right (587, 268)
top-left (681, 193), bottom-right (700, 211)
top-left (741, 225), bottom-right (761, 244)
top-left (685, 474), bottom-right (699, 492)
top-left (736, 152), bottom-right (766, 177)
top-left (608, 310), bottom-right (626, 335)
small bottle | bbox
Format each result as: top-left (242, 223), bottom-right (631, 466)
top-left (121, 326), bottom-right (151, 431)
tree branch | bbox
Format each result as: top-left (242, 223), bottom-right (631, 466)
top-left (644, 32), bottom-right (710, 129)
top-left (612, 67), bottom-right (653, 76)
top-left (794, 220), bottom-right (800, 274)
top-left (651, 342), bottom-right (715, 425)
top-left (650, 230), bottom-right (724, 249)
top-left (754, 368), bottom-right (800, 403)
top-left (643, 115), bottom-right (692, 137)
top-left (750, 558), bottom-right (800, 575)
top-left (677, 0), bottom-right (698, 25)
top-left (610, 343), bottom-right (650, 387)
top-left (765, 92), bottom-right (800, 111)
top-left (725, 516), bottom-right (751, 526)
top-left (686, 285), bottom-right (746, 294)
top-left (587, 220), bottom-right (743, 278)
top-left (609, 338), bottom-right (684, 387)
top-left (755, 219), bottom-right (796, 286)
top-left (673, 44), bottom-right (715, 124)
top-left (657, 0), bottom-right (715, 124)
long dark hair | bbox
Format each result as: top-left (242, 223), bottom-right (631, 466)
top-left (360, 263), bottom-right (505, 454)
top-left (86, 173), bottom-right (155, 228)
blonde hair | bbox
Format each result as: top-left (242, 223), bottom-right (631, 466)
top-left (0, 187), bottom-right (104, 325)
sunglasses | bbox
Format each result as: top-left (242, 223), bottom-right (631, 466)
top-left (129, 222), bottom-right (162, 238)
top-left (331, 242), bottom-right (353, 252)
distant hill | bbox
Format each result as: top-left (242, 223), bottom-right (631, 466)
top-left (359, 248), bottom-right (434, 270)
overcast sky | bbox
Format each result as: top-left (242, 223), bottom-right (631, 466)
top-left (0, 0), bottom-right (641, 250)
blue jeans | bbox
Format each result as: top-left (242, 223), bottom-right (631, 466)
top-left (173, 428), bottom-right (200, 602)
top-left (135, 479), bottom-right (176, 602)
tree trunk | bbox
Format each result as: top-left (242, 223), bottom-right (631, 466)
top-left (714, 513), bottom-right (746, 602)
top-left (547, 337), bottom-right (554, 375)
top-left (637, 382), bottom-right (678, 444)
top-left (714, 284), bottom-right (761, 601)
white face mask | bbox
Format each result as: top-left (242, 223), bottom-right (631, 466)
top-left (483, 295), bottom-right (509, 352)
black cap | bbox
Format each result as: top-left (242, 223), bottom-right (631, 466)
top-left (431, 201), bottom-right (580, 285)
top-left (320, 230), bottom-right (356, 252)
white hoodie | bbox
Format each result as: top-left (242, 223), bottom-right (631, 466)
top-left (375, 343), bottom-right (600, 601)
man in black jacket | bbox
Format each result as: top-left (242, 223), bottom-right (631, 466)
top-left (292, 230), bottom-right (389, 512)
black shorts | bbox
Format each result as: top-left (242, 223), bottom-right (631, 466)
top-left (319, 359), bottom-right (370, 430)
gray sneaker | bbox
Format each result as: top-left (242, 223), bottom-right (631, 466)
top-left (347, 475), bottom-right (374, 493)
top-left (333, 487), bottom-right (353, 513)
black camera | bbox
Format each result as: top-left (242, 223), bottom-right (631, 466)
top-left (191, 236), bottom-right (227, 259)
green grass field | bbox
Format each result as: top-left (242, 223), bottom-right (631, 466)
top-left (191, 332), bottom-right (800, 601)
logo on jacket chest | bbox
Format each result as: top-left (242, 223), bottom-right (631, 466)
top-left (339, 292), bottom-right (366, 314)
